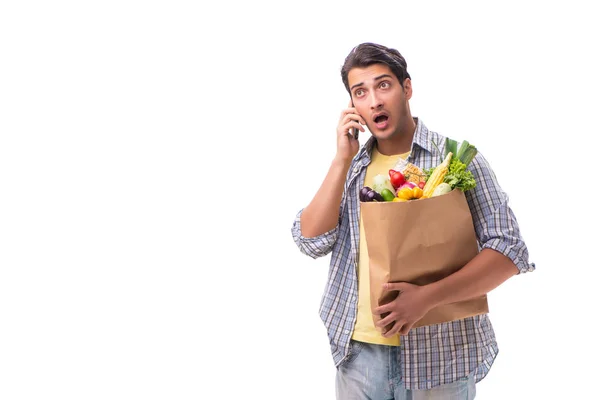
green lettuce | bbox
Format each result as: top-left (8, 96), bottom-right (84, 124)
top-left (445, 158), bottom-right (476, 191)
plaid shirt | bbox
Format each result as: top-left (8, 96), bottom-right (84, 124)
top-left (291, 118), bottom-right (535, 390)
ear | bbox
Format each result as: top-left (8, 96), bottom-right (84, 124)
top-left (403, 78), bottom-right (413, 100)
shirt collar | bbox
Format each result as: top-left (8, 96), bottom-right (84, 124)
top-left (411, 117), bottom-right (437, 155)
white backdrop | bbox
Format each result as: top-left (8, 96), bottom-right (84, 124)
top-left (1, 1), bottom-right (598, 399)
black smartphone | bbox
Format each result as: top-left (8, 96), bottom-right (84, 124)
top-left (350, 100), bottom-right (359, 140)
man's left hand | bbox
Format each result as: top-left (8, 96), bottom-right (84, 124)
top-left (373, 282), bottom-right (433, 337)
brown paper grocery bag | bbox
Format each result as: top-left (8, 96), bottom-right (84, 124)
top-left (360, 189), bottom-right (488, 330)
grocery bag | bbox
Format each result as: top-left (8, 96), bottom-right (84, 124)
top-left (360, 188), bottom-right (489, 330)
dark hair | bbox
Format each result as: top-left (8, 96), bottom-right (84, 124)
top-left (341, 42), bottom-right (411, 94)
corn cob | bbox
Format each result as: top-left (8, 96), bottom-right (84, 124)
top-left (422, 152), bottom-right (453, 198)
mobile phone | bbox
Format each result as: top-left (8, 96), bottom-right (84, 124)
top-left (350, 100), bottom-right (359, 140)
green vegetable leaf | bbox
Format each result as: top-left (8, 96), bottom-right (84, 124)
top-left (424, 166), bottom-right (435, 182)
top-left (445, 137), bottom-right (458, 159)
top-left (456, 140), bottom-right (477, 166)
top-left (444, 158), bottom-right (476, 191)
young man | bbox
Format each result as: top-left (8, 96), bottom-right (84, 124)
top-left (291, 42), bottom-right (535, 399)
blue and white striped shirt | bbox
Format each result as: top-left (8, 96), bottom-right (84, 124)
top-left (291, 118), bottom-right (535, 390)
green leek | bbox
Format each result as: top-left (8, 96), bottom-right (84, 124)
top-left (456, 140), bottom-right (477, 166)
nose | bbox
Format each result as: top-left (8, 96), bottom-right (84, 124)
top-left (369, 93), bottom-right (383, 110)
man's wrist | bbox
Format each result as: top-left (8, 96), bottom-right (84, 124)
top-left (331, 155), bottom-right (353, 171)
top-left (421, 282), bottom-right (444, 310)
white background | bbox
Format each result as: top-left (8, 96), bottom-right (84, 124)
top-left (1, 1), bottom-right (598, 399)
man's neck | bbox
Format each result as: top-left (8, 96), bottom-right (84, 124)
top-left (375, 118), bottom-right (417, 155)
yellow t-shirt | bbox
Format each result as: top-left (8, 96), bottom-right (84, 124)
top-left (351, 147), bottom-right (410, 346)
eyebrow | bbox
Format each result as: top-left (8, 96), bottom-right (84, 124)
top-left (350, 74), bottom-right (393, 91)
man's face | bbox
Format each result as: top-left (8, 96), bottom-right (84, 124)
top-left (348, 63), bottom-right (412, 141)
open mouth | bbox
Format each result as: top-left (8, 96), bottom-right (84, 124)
top-left (373, 113), bottom-right (389, 129)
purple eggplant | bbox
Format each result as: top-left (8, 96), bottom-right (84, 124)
top-left (366, 189), bottom-right (384, 202)
top-left (360, 186), bottom-right (372, 202)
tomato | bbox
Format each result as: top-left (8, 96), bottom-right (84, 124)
top-left (418, 181), bottom-right (425, 189)
top-left (388, 169), bottom-right (406, 189)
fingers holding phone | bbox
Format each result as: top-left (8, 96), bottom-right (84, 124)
top-left (338, 103), bottom-right (366, 139)
top-left (336, 102), bottom-right (366, 160)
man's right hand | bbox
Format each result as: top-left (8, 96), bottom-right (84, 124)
top-left (336, 101), bottom-right (366, 163)
top-left (299, 102), bottom-right (367, 238)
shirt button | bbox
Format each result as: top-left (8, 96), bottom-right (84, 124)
top-left (344, 330), bottom-right (350, 335)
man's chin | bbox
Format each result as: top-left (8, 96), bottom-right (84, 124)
top-left (372, 129), bottom-right (395, 141)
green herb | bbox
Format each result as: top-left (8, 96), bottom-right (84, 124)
top-left (424, 166), bottom-right (435, 181)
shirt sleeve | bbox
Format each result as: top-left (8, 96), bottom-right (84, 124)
top-left (465, 153), bottom-right (535, 274)
top-left (291, 208), bottom-right (339, 259)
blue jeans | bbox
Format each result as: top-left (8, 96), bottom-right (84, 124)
top-left (336, 340), bottom-right (476, 400)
